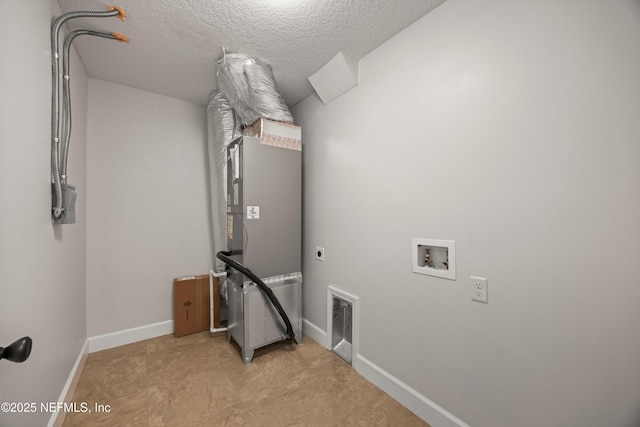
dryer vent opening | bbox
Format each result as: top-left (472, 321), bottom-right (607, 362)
top-left (331, 296), bottom-right (353, 364)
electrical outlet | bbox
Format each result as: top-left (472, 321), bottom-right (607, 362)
top-left (471, 276), bottom-right (488, 303)
top-left (315, 246), bottom-right (325, 261)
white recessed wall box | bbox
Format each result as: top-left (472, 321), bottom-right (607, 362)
top-left (412, 238), bottom-right (456, 280)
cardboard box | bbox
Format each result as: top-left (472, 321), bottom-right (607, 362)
top-left (173, 274), bottom-right (210, 337)
top-left (244, 118), bottom-right (302, 151)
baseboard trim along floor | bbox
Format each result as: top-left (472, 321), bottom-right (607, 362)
top-left (87, 320), bottom-right (174, 353)
top-left (304, 317), bottom-right (469, 427)
top-left (47, 340), bottom-right (89, 427)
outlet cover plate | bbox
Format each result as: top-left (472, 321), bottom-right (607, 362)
top-left (471, 276), bottom-right (488, 303)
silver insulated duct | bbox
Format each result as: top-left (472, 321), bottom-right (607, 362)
top-left (207, 90), bottom-right (242, 273)
top-left (216, 52), bottom-right (293, 126)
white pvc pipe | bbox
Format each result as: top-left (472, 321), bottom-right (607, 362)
top-left (209, 270), bottom-right (228, 333)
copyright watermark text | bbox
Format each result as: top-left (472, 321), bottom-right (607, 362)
top-left (1, 401), bottom-right (111, 414)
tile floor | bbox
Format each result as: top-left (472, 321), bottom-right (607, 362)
top-left (62, 332), bottom-right (429, 426)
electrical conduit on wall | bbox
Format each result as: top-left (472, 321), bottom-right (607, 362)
top-left (50, 6), bottom-right (127, 224)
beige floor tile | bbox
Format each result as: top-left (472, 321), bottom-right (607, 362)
top-left (148, 367), bottom-right (237, 426)
top-left (332, 415), bottom-right (361, 427)
top-left (72, 350), bottom-right (146, 402)
top-left (350, 392), bottom-right (428, 426)
top-left (247, 386), bottom-right (350, 427)
top-left (87, 340), bottom-right (147, 364)
top-left (63, 333), bottom-right (429, 427)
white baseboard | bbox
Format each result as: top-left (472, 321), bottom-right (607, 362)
top-left (47, 340), bottom-right (89, 427)
top-left (302, 317), bottom-right (329, 349)
top-left (355, 354), bottom-right (469, 427)
top-left (88, 320), bottom-right (174, 353)
top-left (303, 320), bottom-right (468, 427)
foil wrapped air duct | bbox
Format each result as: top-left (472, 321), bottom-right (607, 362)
top-left (207, 90), bottom-right (241, 273)
top-left (216, 52), bottom-right (293, 126)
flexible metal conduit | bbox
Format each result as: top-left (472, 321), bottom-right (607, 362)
top-left (60, 30), bottom-right (128, 181)
top-left (216, 251), bottom-right (295, 340)
top-left (50, 7), bottom-right (126, 219)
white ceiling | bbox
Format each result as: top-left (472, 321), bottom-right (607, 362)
top-left (57, 0), bottom-right (446, 107)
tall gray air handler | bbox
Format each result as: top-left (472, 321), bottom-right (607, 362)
top-left (224, 136), bottom-right (302, 363)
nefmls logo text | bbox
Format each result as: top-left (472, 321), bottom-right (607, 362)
top-left (41, 402), bottom-right (89, 413)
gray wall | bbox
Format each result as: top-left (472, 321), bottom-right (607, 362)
top-left (86, 79), bottom-right (213, 337)
top-left (1, 4), bottom-right (216, 423)
top-left (0, 1), bottom-right (88, 426)
top-left (293, 0), bottom-right (640, 426)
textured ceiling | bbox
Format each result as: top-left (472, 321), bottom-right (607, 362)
top-left (57, 0), bottom-right (446, 107)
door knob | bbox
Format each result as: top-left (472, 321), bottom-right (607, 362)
top-left (0, 337), bottom-right (32, 363)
